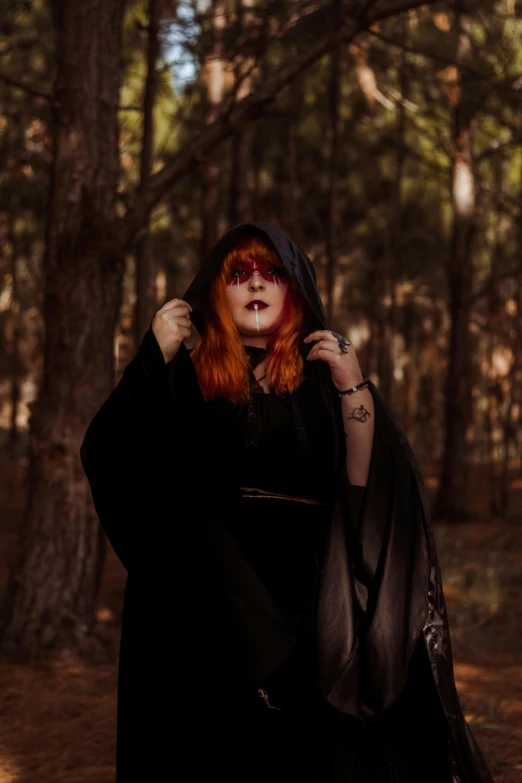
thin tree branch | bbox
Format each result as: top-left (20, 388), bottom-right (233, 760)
top-left (368, 28), bottom-right (522, 95)
top-left (120, 0), bottom-right (438, 247)
top-left (476, 134), bottom-right (522, 162)
top-left (469, 265), bottom-right (522, 305)
top-left (0, 70), bottom-right (54, 103)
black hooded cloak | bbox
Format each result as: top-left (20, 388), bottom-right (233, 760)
top-left (80, 222), bottom-right (493, 782)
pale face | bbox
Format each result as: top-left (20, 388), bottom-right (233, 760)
top-left (224, 257), bottom-right (289, 347)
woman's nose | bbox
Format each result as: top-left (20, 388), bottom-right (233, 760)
top-left (248, 272), bottom-right (265, 291)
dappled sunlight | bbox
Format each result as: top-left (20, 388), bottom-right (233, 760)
top-left (0, 752), bottom-right (21, 783)
top-left (431, 518), bottom-right (522, 778)
top-left (455, 662), bottom-right (522, 691)
top-left (0, 663), bottom-right (117, 783)
top-left (454, 658), bottom-right (522, 777)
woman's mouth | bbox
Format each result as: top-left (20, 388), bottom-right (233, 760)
top-left (246, 301), bottom-right (268, 310)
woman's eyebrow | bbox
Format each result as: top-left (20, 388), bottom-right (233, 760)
top-left (235, 259), bottom-right (268, 269)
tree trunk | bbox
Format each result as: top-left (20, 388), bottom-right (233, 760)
top-left (0, 0), bottom-right (127, 660)
top-left (200, 0), bottom-right (228, 261)
top-left (486, 159), bottom-right (503, 517)
top-left (390, 20), bottom-right (407, 413)
top-left (402, 302), bottom-right (416, 440)
top-left (503, 157), bottom-right (522, 513)
top-left (507, 270), bottom-right (522, 486)
top-left (434, 5), bottom-right (475, 522)
top-left (229, 123), bottom-right (256, 224)
top-left (374, 210), bottom-right (395, 402)
top-left (375, 273), bottom-right (395, 401)
top-left (284, 75), bottom-right (302, 242)
top-left (229, 124), bottom-right (255, 224)
top-left (325, 0), bottom-right (342, 327)
top-left (228, 0), bottom-right (257, 226)
top-left (251, 116), bottom-right (264, 218)
top-left (135, 0), bottom-right (160, 348)
top-left (8, 212), bottom-right (22, 456)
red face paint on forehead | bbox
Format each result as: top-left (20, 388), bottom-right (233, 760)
top-left (226, 256), bottom-right (286, 285)
top-left (240, 258), bottom-right (274, 273)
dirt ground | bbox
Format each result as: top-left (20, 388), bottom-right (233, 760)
top-left (0, 456), bottom-right (521, 783)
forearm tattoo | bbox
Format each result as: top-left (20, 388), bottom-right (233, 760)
top-left (345, 405), bottom-right (371, 424)
top-left (331, 331), bottom-right (351, 354)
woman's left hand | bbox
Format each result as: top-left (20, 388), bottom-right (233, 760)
top-left (303, 330), bottom-right (365, 392)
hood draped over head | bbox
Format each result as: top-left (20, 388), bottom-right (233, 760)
top-left (182, 222), bottom-right (331, 451)
top-left (182, 222), bottom-right (328, 338)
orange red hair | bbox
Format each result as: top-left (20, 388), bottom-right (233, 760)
top-left (190, 234), bottom-right (306, 403)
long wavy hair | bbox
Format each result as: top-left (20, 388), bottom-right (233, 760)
top-left (190, 234), bottom-right (307, 403)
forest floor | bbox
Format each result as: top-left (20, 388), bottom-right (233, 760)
top-left (0, 456), bottom-right (521, 782)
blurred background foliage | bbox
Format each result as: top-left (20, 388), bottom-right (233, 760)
top-left (1, 1), bottom-right (520, 475)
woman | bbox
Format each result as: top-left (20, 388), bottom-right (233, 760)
top-left (81, 222), bottom-right (493, 782)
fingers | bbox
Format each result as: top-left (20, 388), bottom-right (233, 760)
top-left (307, 346), bottom-right (336, 361)
top-left (303, 330), bottom-right (336, 343)
top-left (156, 305), bottom-right (192, 325)
top-left (308, 344), bottom-right (336, 354)
top-left (157, 298), bottom-right (193, 315)
top-left (152, 301), bottom-right (192, 334)
top-left (303, 331), bottom-right (340, 346)
top-left (166, 311), bottom-right (191, 324)
top-left (307, 346), bottom-right (335, 361)
top-left (163, 312), bottom-right (192, 331)
top-left (307, 336), bottom-right (337, 351)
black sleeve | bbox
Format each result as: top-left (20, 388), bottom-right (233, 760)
top-left (80, 325), bottom-right (188, 572)
top-left (346, 483), bottom-right (367, 531)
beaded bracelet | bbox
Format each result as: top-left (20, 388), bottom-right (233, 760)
top-left (337, 375), bottom-right (369, 397)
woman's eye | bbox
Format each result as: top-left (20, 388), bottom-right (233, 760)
top-left (230, 266), bottom-right (284, 280)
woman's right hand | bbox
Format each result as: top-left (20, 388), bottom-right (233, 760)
top-left (151, 298), bottom-right (193, 364)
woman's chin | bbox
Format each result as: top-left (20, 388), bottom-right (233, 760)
top-left (236, 320), bottom-right (278, 336)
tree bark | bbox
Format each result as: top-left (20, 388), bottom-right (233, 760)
top-left (434, 4), bottom-right (475, 522)
top-left (8, 210), bottom-right (22, 456)
top-left (135, 0), bottom-right (161, 348)
top-left (228, 0), bottom-right (257, 225)
top-left (200, 0), bottom-right (228, 261)
top-left (389, 19), bottom-right (407, 411)
top-left (325, 0), bottom-right (342, 328)
top-left (376, 23), bottom-right (407, 406)
top-left (228, 122), bottom-right (255, 225)
top-left (251, 116), bottom-right (265, 218)
top-left (284, 74), bottom-right (302, 242)
top-left (486, 159), bottom-right (503, 517)
top-left (502, 156), bottom-right (522, 514)
top-left (0, 0), bottom-right (127, 660)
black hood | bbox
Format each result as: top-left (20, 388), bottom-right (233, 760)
top-left (182, 222), bottom-right (327, 337)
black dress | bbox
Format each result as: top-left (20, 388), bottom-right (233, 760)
top-left (202, 345), bottom-right (452, 783)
